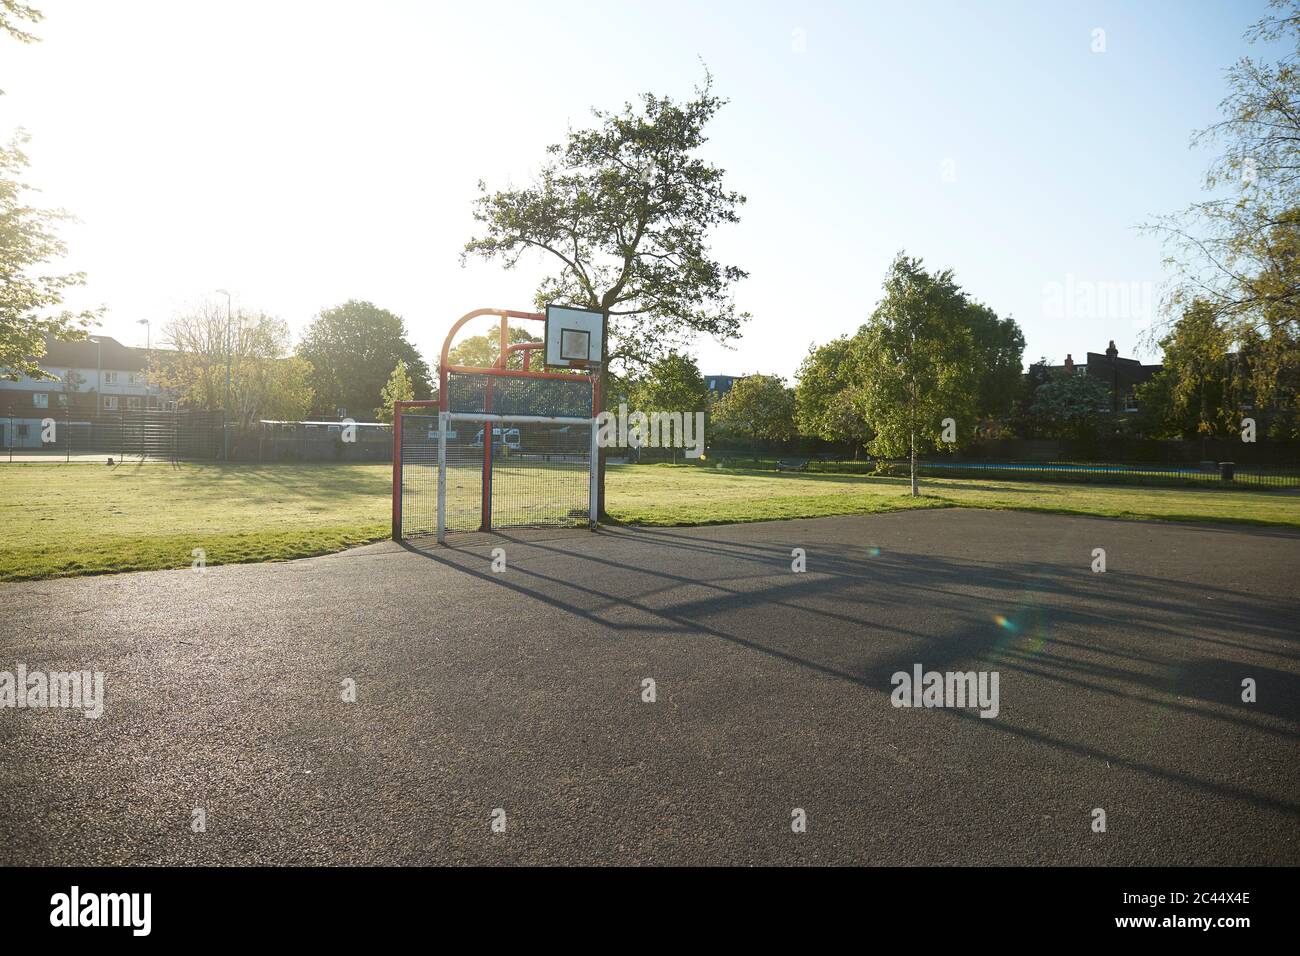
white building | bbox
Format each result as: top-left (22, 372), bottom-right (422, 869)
top-left (0, 335), bottom-right (170, 448)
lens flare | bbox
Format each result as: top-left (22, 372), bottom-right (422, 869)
top-left (993, 608), bottom-right (1048, 655)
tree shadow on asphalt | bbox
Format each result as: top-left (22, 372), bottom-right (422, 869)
top-left (399, 520), bottom-right (1300, 818)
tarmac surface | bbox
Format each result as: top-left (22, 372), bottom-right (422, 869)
top-left (1, 509), bottom-right (1297, 865)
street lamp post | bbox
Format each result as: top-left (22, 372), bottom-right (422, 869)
top-left (217, 289), bottom-right (232, 461)
top-left (136, 318), bottom-right (151, 402)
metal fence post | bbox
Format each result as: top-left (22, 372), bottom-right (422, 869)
top-left (589, 415), bottom-right (599, 529)
top-left (437, 411), bottom-right (447, 544)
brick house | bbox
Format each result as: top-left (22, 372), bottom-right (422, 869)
top-left (1051, 341), bottom-right (1163, 414)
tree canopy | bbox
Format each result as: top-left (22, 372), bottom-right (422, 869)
top-left (794, 335), bottom-right (873, 455)
top-left (1135, 300), bottom-right (1244, 439)
top-left (964, 301), bottom-right (1026, 418)
top-left (376, 360), bottom-right (414, 423)
top-left (296, 300), bottom-right (432, 418)
top-left (0, 132), bottom-right (97, 380)
top-left (463, 71), bottom-right (748, 374)
top-left (157, 302), bottom-right (313, 424)
top-left (1027, 371), bottom-right (1112, 441)
top-left (853, 254), bottom-right (980, 494)
top-left (629, 351), bottom-right (710, 462)
top-left (711, 374), bottom-right (796, 460)
top-left (0, 1), bottom-right (40, 43)
top-left (1148, 0), bottom-right (1300, 399)
top-left (0, 1), bottom-right (42, 96)
top-left (445, 326), bottom-right (541, 372)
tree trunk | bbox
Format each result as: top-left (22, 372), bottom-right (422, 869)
top-left (910, 428), bottom-right (918, 497)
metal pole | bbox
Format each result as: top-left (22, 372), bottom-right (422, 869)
top-left (391, 401), bottom-right (404, 540)
top-left (137, 317), bottom-right (151, 404)
top-left (597, 317), bottom-right (608, 519)
top-left (480, 352), bottom-right (496, 532)
top-left (589, 411), bottom-right (599, 529)
top-left (437, 410), bottom-right (448, 543)
top-left (218, 290), bottom-right (232, 462)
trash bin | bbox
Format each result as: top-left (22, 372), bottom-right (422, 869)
top-left (1219, 461), bottom-right (1235, 482)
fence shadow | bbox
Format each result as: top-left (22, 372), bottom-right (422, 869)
top-left (400, 517), bottom-right (1300, 817)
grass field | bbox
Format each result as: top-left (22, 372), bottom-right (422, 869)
top-left (2, 460), bottom-right (1298, 581)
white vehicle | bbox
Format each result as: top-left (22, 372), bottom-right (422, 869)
top-left (472, 427), bottom-right (522, 450)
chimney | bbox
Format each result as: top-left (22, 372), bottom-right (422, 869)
top-left (1106, 340), bottom-right (1118, 360)
top-left (1064, 354), bottom-right (1074, 372)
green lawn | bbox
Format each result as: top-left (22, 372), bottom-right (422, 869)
top-left (612, 464), bottom-right (1300, 527)
top-left (1, 463), bottom-right (392, 582)
top-left (2, 461), bottom-right (1297, 582)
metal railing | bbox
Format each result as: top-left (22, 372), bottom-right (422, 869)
top-left (887, 459), bottom-right (1300, 489)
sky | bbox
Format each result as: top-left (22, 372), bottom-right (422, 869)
top-left (1, 0), bottom-right (1284, 378)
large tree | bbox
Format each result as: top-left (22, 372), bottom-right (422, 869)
top-left (463, 71), bottom-right (748, 512)
top-left (0, 132), bottom-right (97, 380)
top-left (296, 300), bottom-right (432, 418)
top-left (1135, 300), bottom-right (1244, 440)
top-left (794, 335), bottom-right (873, 456)
top-left (0, 3), bottom-right (94, 379)
top-left (628, 351), bottom-right (710, 463)
top-left (964, 301), bottom-right (1026, 418)
top-left (1148, 0), bottom-right (1300, 395)
top-left (711, 374), bottom-right (796, 461)
top-left (156, 302), bottom-right (312, 424)
top-left (854, 254), bottom-right (979, 496)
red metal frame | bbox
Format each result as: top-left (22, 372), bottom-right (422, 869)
top-left (391, 308), bottom-right (599, 540)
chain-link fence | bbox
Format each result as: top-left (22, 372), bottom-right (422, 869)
top-left (0, 409), bottom-right (222, 461)
top-left (398, 411), bottom-right (595, 539)
top-left (397, 369), bottom-right (597, 540)
top-left (0, 410), bottom-right (396, 463)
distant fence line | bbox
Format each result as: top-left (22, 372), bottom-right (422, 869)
top-left (965, 437), bottom-right (1300, 467)
top-left (690, 452), bottom-right (1300, 489)
top-left (2, 409), bottom-right (222, 461)
top-left (642, 435), bottom-right (1300, 467)
top-left (877, 459), bottom-right (1300, 490)
top-left (4, 412), bottom-right (1297, 488)
top-left (1, 410), bottom-right (393, 463)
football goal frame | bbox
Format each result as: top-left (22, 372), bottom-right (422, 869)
top-left (391, 307), bottom-right (602, 544)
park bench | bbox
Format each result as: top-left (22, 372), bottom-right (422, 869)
top-left (776, 458), bottom-right (809, 472)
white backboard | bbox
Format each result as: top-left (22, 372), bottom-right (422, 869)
top-left (544, 304), bottom-right (604, 369)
